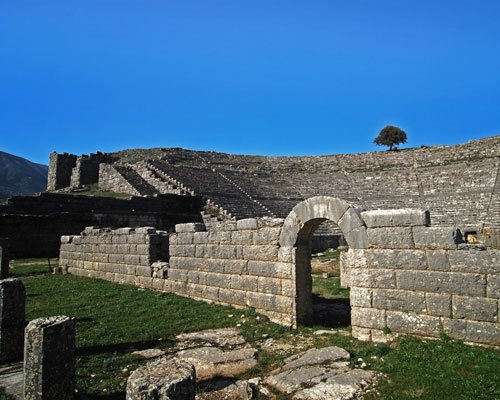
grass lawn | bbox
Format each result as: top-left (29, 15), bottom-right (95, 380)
top-left (1, 259), bottom-right (499, 399)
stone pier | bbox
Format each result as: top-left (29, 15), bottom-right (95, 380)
top-left (0, 246), bottom-right (9, 279)
top-left (0, 279), bottom-right (25, 364)
top-left (24, 316), bottom-right (75, 400)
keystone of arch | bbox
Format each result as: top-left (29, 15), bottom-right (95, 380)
top-left (279, 196), bottom-right (368, 249)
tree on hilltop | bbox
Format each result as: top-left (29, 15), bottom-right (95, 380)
top-left (374, 125), bottom-right (407, 151)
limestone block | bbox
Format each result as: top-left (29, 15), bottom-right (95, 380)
top-left (223, 260), bottom-right (248, 274)
top-left (236, 218), bottom-right (258, 230)
top-left (231, 275), bottom-right (258, 292)
top-left (24, 316), bottom-right (75, 400)
top-left (448, 249), bottom-right (500, 274)
top-left (367, 227), bottom-right (414, 249)
top-left (372, 289), bottom-right (426, 313)
top-left (218, 288), bottom-right (246, 306)
top-left (136, 276), bottom-right (153, 288)
top-left (258, 277), bottom-right (282, 295)
top-left (425, 250), bottom-right (449, 271)
top-left (176, 233), bottom-right (194, 245)
top-left (413, 227), bottom-right (457, 249)
top-left (293, 196), bottom-right (351, 225)
top-left (278, 211), bottom-right (301, 247)
top-left (351, 326), bottom-right (372, 342)
top-left (171, 281), bottom-right (187, 294)
top-left (361, 209), bottom-right (430, 228)
top-left (452, 295), bottom-right (498, 322)
top-left (487, 275), bottom-right (500, 298)
top-left (208, 231), bottom-right (232, 244)
top-left (349, 287), bottom-right (372, 308)
top-left (425, 293), bottom-right (451, 317)
top-left (396, 270), bottom-right (486, 297)
top-left (242, 245), bottom-right (278, 261)
top-left (60, 236), bottom-right (73, 244)
top-left (175, 223), bottom-right (206, 233)
top-left (253, 227), bottom-right (281, 245)
top-left (112, 235), bottom-right (128, 245)
top-left (194, 245), bottom-right (204, 258)
top-left (351, 307), bottom-right (386, 329)
top-left (109, 254), bottom-right (124, 264)
top-left (214, 245), bottom-right (237, 259)
top-left (187, 271), bottom-right (205, 285)
top-left (341, 249), bottom-right (368, 269)
top-left (169, 234), bottom-right (178, 245)
top-left (206, 272), bottom-right (231, 288)
top-left (193, 232), bottom-right (209, 244)
top-left (124, 254), bottom-right (141, 265)
top-left (442, 318), bottom-right (467, 340)
top-left (278, 246), bottom-right (296, 263)
top-left (231, 230), bottom-right (254, 245)
top-left (126, 265), bottom-right (136, 275)
top-left (386, 311), bottom-right (441, 337)
top-left (246, 292), bottom-right (293, 313)
top-left (343, 226), bottom-right (368, 249)
top-left (128, 234), bottom-right (146, 244)
top-left (365, 249), bottom-right (426, 270)
top-left (281, 279), bottom-right (294, 297)
top-left (135, 227), bottom-right (156, 234)
top-left (169, 245), bottom-right (196, 258)
top-left (465, 320), bottom-right (500, 346)
top-left (115, 227), bottom-right (133, 234)
top-left (126, 357), bottom-right (196, 400)
top-left (248, 261), bottom-right (292, 279)
top-left (152, 278), bottom-right (164, 291)
top-left (135, 266), bottom-right (152, 278)
top-left (349, 269), bottom-right (396, 289)
top-left (168, 269), bottom-right (188, 282)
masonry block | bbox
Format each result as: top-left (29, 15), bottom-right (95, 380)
top-left (367, 227), bottom-right (414, 249)
top-left (413, 227), bottom-right (457, 249)
top-left (236, 218), bottom-right (258, 230)
top-left (247, 261), bottom-right (292, 279)
top-left (349, 287), bottom-right (372, 308)
top-left (425, 293), bottom-right (451, 317)
top-left (231, 275), bottom-right (258, 292)
top-left (351, 307), bottom-right (386, 329)
top-left (231, 230), bottom-right (254, 245)
top-left (365, 249), bottom-right (426, 269)
top-left (175, 223), bottom-right (206, 233)
top-left (452, 295), bottom-right (498, 322)
top-left (242, 245), bottom-right (278, 261)
top-left (386, 311), bottom-right (441, 337)
top-left (465, 320), bottom-right (500, 346)
top-left (349, 269), bottom-right (396, 289)
top-left (253, 227), bottom-right (281, 245)
top-left (487, 275), bottom-right (500, 298)
top-left (372, 289), bottom-right (426, 313)
top-left (425, 250), bottom-right (450, 271)
top-left (0, 279), bottom-right (25, 363)
top-left (448, 249), bottom-right (500, 274)
top-left (361, 209), bottom-right (430, 228)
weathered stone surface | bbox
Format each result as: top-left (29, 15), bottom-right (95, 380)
top-left (448, 249), bottom-right (500, 274)
top-left (349, 269), bottom-right (396, 289)
top-left (281, 346), bottom-right (350, 371)
top-left (487, 275), bottom-right (500, 298)
top-left (197, 379), bottom-right (253, 400)
top-left (396, 270), bottom-right (486, 297)
top-left (365, 249), bottom-right (426, 270)
top-left (126, 357), bottom-right (195, 400)
top-left (236, 218), bottom-right (258, 230)
top-left (413, 227), bottom-right (457, 249)
top-left (0, 279), bottom-right (25, 364)
top-left (372, 289), bottom-right (426, 313)
top-left (253, 227), bottom-right (281, 245)
top-left (293, 369), bottom-right (378, 400)
top-left (349, 287), bottom-right (372, 308)
top-left (24, 316), bottom-right (75, 400)
top-left (351, 307), bottom-right (386, 329)
top-left (176, 328), bottom-right (246, 347)
top-left (367, 227), bottom-right (414, 249)
top-left (465, 320), bottom-right (500, 345)
top-left (361, 209), bottom-right (430, 228)
top-left (175, 223), bottom-right (206, 233)
top-left (425, 293), bottom-right (451, 317)
top-left (242, 245), bottom-right (278, 261)
top-left (452, 296), bottom-right (498, 322)
top-left (386, 311), bottom-right (441, 337)
top-left (426, 250), bottom-right (449, 271)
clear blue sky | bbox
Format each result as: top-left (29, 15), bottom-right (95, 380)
top-left (1, 1), bottom-right (499, 164)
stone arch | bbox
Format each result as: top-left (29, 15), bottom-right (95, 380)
top-left (279, 196), bottom-right (368, 326)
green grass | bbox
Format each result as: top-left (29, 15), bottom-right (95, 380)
top-left (312, 275), bottom-right (350, 299)
top-left (66, 184), bottom-right (132, 200)
top-left (4, 259), bottom-right (500, 399)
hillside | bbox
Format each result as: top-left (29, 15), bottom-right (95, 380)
top-left (0, 151), bottom-right (48, 199)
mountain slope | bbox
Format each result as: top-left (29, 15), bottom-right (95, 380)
top-left (0, 151), bottom-right (48, 199)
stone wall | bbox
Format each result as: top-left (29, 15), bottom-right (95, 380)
top-left (47, 152), bottom-right (77, 191)
top-left (58, 197), bottom-right (499, 346)
top-left (59, 227), bottom-right (169, 286)
top-left (345, 210), bottom-right (499, 346)
top-left (98, 164), bottom-right (141, 196)
top-left (70, 152), bottom-right (109, 188)
top-left (0, 193), bottom-right (202, 258)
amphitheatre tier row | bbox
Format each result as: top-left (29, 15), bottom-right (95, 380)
top-left (49, 136), bottom-right (500, 227)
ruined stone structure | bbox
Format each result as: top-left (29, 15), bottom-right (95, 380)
top-left (59, 197), bottom-right (500, 347)
top-left (0, 193), bottom-right (202, 258)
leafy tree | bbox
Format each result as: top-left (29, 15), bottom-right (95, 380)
top-left (374, 125), bottom-right (407, 151)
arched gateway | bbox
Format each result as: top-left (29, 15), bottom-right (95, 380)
top-left (279, 196), bottom-right (367, 325)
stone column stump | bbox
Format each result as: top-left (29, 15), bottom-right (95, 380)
top-left (0, 246), bottom-right (9, 279)
top-left (0, 278), bottom-right (25, 363)
top-left (126, 357), bottom-right (196, 400)
top-left (24, 316), bottom-right (75, 400)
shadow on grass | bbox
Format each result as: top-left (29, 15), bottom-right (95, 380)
top-left (76, 392), bottom-right (125, 400)
top-left (77, 338), bottom-right (175, 357)
top-left (312, 296), bottom-right (351, 328)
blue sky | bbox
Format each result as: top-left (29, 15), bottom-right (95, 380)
top-left (1, 1), bottom-right (499, 164)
